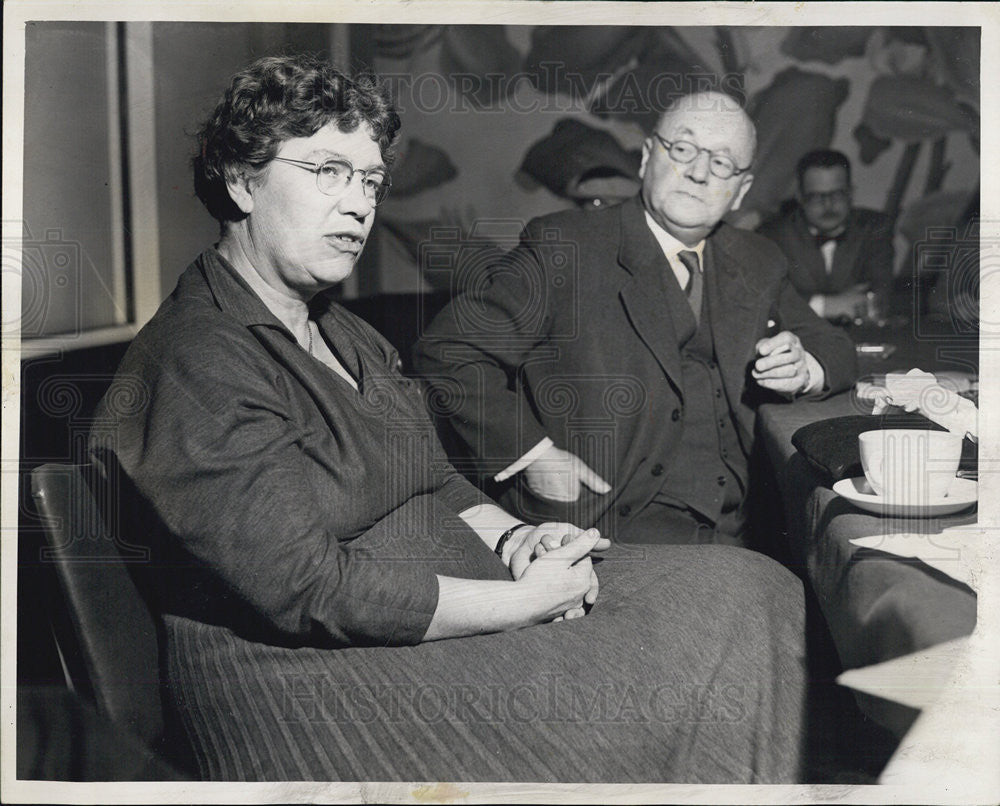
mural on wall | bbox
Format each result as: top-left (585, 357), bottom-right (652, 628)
top-left (16, 22), bottom-right (982, 339)
top-left (365, 24), bottom-right (979, 303)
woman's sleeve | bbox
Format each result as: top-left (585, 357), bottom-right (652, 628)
top-left (104, 328), bottom-right (441, 647)
top-left (435, 471), bottom-right (491, 514)
top-left (352, 315), bottom-right (494, 515)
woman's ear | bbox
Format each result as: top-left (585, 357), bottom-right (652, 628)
top-left (225, 170), bottom-right (255, 215)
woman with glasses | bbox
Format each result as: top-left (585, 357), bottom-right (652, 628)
top-left (91, 54), bottom-right (806, 783)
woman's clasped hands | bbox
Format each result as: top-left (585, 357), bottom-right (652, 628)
top-left (502, 523), bottom-right (611, 623)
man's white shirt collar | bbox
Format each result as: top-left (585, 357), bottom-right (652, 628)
top-left (644, 211), bottom-right (705, 287)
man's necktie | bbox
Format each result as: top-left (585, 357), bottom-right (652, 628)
top-left (678, 250), bottom-right (702, 326)
top-left (813, 233), bottom-right (843, 275)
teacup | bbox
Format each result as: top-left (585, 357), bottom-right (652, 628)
top-left (858, 429), bottom-right (962, 502)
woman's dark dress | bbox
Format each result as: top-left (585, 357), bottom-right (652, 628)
top-left (91, 249), bottom-right (807, 782)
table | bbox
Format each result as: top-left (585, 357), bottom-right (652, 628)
top-left (846, 319), bottom-right (978, 379)
top-left (756, 393), bottom-right (978, 736)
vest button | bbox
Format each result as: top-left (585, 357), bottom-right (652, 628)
top-left (717, 476), bottom-right (726, 486)
top-left (715, 388), bottom-right (722, 398)
top-left (671, 408), bottom-right (681, 421)
top-left (708, 361), bottom-right (717, 370)
top-left (619, 504), bottom-right (632, 517)
top-left (651, 463), bottom-right (665, 476)
top-left (718, 419), bottom-right (725, 428)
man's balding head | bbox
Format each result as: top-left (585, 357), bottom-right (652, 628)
top-left (640, 92), bottom-right (756, 245)
top-left (657, 92), bottom-right (757, 161)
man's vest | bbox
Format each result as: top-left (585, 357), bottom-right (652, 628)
top-left (652, 263), bottom-right (747, 524)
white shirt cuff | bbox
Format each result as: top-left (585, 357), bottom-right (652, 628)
top-left (808, 294), bottom-right (825, 317)
top-left (494, 437), bottom-right (554, 482)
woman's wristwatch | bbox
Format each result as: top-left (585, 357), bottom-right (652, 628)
top-left (494, 523), bottom-right (532, 562)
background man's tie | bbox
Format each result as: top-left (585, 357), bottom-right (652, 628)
top-left (678, 250), bottom-right (702, 326)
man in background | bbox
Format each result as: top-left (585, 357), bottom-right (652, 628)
top-left (758, 149), bottom-right (895, 321)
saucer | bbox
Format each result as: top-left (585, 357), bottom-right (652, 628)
top-left (832, 476), bottom-right (978, 518)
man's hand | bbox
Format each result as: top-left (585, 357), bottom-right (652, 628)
top-left (752, 331), bottom-right (811, 395)
top-left (504, 523), bottom-right (611, 619)
top-left (821, 286), bottom-right (869, 320)
top-left (523, 445), bottom-right (611, 502)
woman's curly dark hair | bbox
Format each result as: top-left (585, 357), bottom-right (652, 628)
top-left (193, 54), bottom-right (401, 224)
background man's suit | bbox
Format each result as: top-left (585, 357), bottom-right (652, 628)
top-left (415, 196), bottom-right (857, 542)
top-left (758, 203), bottom-right (895, 304)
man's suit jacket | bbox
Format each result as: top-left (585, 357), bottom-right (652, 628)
top-left (414, 196), bottom-right (857, 535)
top-left (758, 204), bottom-right (895, 302)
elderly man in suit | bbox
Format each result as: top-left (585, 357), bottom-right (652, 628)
top-left (758, 149), bottom-right (895, 321)
top-left (415, 92), bottom-right (856, 547)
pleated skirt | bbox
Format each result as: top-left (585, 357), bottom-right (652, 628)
top-left (164, 544), bottom-right (806, 783)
